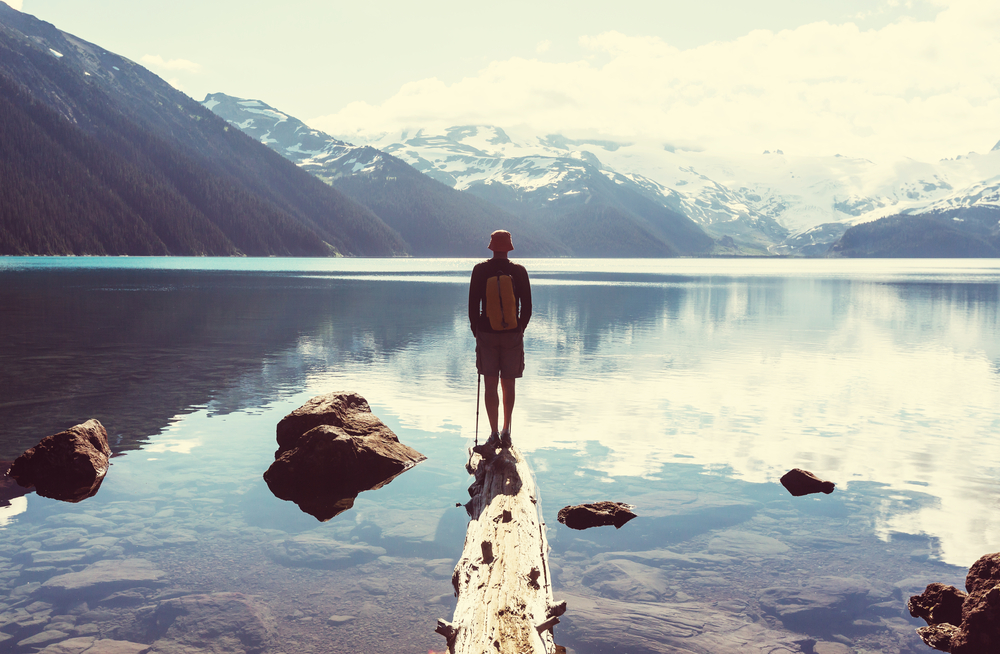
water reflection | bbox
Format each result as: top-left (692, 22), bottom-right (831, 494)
top-left (0, 269), bottom-right (460, 458)
top-left (1, 259), bottom-right (1000, 654)
top-left (270, 269), bottom-right (1000, 568)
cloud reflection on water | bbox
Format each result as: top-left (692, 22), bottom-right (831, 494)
top-left (286, 267), bottom-right (1000, 567)
top-left (3, 258), bottom-right (997, 570)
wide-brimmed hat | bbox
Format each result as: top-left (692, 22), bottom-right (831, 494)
top-left (488, 230), bottom-right (514, 252)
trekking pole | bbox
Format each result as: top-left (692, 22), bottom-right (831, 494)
top-left (475, 373), bottom-right (481, 446)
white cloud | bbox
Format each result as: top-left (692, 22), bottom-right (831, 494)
top-left (140, 54), bottom-right (202, 74)
top-left (536, 39), bottom-right (551, 54)
top-left (310, 1), bottom-right (1000, 161)
top-left (0, 0), bottom-right (23, 10)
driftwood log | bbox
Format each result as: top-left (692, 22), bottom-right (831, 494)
top-left (437, 446), bottom-right (565, 654)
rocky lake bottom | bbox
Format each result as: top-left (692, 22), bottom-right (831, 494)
top-left (0, 453), bottom-right (966, 654)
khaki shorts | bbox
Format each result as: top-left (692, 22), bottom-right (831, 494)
top-left (476, 330), bottom-right (525, 379)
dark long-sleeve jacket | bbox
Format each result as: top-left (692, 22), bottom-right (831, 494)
top-left (468, 258), bottom-right (532, 335)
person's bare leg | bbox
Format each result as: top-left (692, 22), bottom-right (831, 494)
top-left (500, 377), bottom-right (515, 433)
top-left (484, 375), bottom-right (500, 435)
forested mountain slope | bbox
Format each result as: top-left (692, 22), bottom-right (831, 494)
top-left (830, 206), bottom-right (1000, 257)
top-left (0, 4), bottom-right (406, 256)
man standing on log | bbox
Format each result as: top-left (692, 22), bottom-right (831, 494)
top-left (469, 230), bottom-right (532, 449)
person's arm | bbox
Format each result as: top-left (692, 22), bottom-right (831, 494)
top-left (518, 266), bottom-right (532, 332)
top-left (469, 266), bottom-right (481, 336)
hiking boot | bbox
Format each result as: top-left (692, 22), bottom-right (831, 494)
top-left (500, 428), bottom-right (512, 449)
top-left (473, 431), bottom-right (500, 457)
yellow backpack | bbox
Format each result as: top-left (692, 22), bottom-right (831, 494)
top-left (485, 273), bottom-right (518, 331)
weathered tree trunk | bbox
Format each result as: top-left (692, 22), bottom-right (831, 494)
top-left (436, 446), bottom-right (566, 654)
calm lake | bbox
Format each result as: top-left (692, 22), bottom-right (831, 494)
top-left (1, 257), bottom-right (999, 654)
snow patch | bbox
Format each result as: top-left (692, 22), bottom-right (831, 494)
top-left (286, 143), bottom-right (324, 156)
top-left (49, 48), bottom-right (63, 58)
top-left (241, 107), bottom-right (288, 124)
top-left (202, 99), bottom-right (220, 111)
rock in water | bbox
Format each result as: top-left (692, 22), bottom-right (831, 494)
top-left (263, 391), bottom-right (426, 521)
top-left (779, 468), bottom-right (835, 497)
top-left (557, 501), bottom-right (637, 530)
top-left (908, 582), bottom-right (966, 627)
top-left (966, 551), bottom-right (1000, 595)
top-left (916, 623), bottom-right (961, 652)
top-left (6, 419), bottom-right (111, 502)
top-left (274, 391), bottom-right (392, 455)
top-left (909, 551), bottom-right (1000, 653)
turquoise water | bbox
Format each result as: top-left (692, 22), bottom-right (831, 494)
top-left (2, 257), bottom-right (999, 653)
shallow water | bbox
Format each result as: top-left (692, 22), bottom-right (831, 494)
top-left (1, 257), bottom-right (999, 653)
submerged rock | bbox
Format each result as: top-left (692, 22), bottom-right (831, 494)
top-left (559, 590), bottom-right (807, 653)
top-left (39, 558), bottom-right (166, 598)
top-left (557, 501), bottom-right (637, 530)
top-left (7, 419), bottom-right (111, 502)
top-left (265, 533), bottom-right (385, 570)
top-left (263, 391), bottom-right (426, 521)
top-left (581, 559), bottom-right (672, 602)
top-left (759, 576), bottom-right (876, 630)
top-left (37, 638), bottom-right (150, 654)
top-left (909, 552), bottom-right (1000, 653)
top-left (779, 468), bottom-right (835, 497)
top-left (135, 592), bottom-right (277, 654)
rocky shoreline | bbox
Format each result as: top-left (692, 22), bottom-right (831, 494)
top-left (0, 468), bottom-right (966, 654)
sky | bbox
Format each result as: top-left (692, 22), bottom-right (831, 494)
top-left (9, 0), bottom-right (1000, 161)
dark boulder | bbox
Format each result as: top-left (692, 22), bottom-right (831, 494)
top-left (6, 419), bottom-right (111, 502)
top-left (780, 468), bottom-right (835, 497)
top-left (908, 582), bottom-right (966, 627)
top-left (557, 501), bottom-right (637, 530)
top-left (951, 584), bottom-right (1000, 653)
top-left (965, 552), bottom-right (1000, 595)
top-left (909, 552), bottom-right (1000, 653)
top-left (917, 623), bottom-right (960, 652)
top-left (274, 391), bottom-right (391, 455)
top-left (263, 392), bottom-right (425, 521)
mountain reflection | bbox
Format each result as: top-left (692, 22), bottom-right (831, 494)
top-left (2, 260), bottom-right (999, 569)
top-left (0, 269), bottom-right (461, 459)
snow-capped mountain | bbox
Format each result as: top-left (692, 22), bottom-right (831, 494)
top-left (205, 94), bottom-right (715, 257)
top-left (352, 126), bottom-right (783, 253)
top-left (203, 93), bottom-right (384, 182)
top-left (205, 91), bottom-right (1000, 256)
top-left (350, 128), bottom-right (1000, 254)
top-left (203, 94), bottom-right (573, 256)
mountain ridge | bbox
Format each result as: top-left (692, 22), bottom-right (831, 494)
top-left (343, 125), bottom-right (1000, 256)
top-left (205, 93), bottom-right (714, 257)
top-left (0, 3), bottom-right (407, 257)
